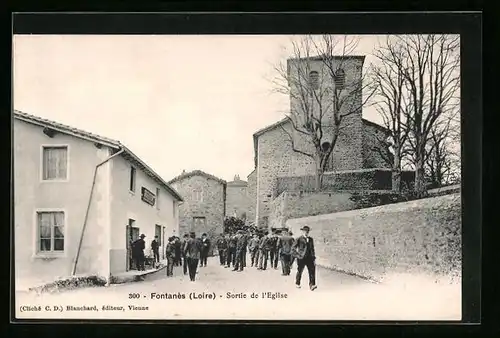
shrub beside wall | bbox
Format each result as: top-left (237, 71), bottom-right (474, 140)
top-left (286, 193), bottom-right (462, 283)
top-left (275, 168), bottom-right (415, 197)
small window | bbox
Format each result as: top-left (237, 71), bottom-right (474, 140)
top-left (192, 217), bottom-right (206, 231)
top-left (129, 167), bottom-right (136, 192)
top-left (309, 71), bottom-right (319, 90)
top-left (37, 211), bottom-right (65, 253)
top-left (156, 188), bottom-right (160, 210)
top-left (334, 69), bottom-right (346, 88)
top-left (42, 146), bottom-right (68, 180)
top-left (193, 189), bottom-right (203, 202)
top-left (172, 200), bottom-right (176, 218)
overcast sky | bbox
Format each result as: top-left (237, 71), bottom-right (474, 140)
top-left (14, 35), bottom-right (388, 182)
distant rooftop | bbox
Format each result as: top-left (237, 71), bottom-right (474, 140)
top-left (168, 170), bottom-right (226, 185)
top-left (227, 174), bottom-right (248, 187)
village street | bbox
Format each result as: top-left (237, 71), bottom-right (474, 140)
top-left (16, 257), bottom-right (461, 321)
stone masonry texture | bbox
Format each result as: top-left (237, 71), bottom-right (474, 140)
top-left (254, 57), bottom-right (391, 227)
top-left (286, 193), bottom-right (462, 282)
top-left (226, 176), bottom-right (252, 221)
top-left (246, 170), bottom-right (257, 224)
top-left (169, 174), bottom-right (225, 244)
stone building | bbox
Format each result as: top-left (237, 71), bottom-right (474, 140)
top-left (168, 170), bottom-right (226, 241)
top-left (246, 170), bottom-right (257, 225)
top-left (251, 55), bottom-right (392, 227)
top-left (225, 175), bottom-right (252, 221)
top-left (14, 110), bottom-right (182, 289)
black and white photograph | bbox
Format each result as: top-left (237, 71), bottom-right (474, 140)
top-left (11, 13), bottom-right (478, 322)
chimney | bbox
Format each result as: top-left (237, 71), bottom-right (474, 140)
top-left (234, 174), bottom-right (240, 181)
top-left (182, 169), bottom-right (186, 174)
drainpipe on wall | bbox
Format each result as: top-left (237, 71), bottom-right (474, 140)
top-left (71, 148), bottom-right (125, 277)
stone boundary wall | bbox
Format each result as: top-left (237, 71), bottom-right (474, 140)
top-left (286, 193), bottom-right (461, 283)
top-left (269, 190), bottom-right (415, 230)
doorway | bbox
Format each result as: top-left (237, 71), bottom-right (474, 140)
top-left (126, 219), bottom-right (139, 271)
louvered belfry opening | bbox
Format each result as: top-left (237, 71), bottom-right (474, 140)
top-left (334, 68), bottom-right (345, 89)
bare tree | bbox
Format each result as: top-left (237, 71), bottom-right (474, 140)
top-left (371, 36), bottom-right (412, 192)
top-left (271, 35), bottom-right (374, 191)
top-left (375, 34), bottom-right (460, 197)
top-left (425, 109), bottom-right (461, 187)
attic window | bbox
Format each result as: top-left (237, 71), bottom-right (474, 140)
top-left (42, 127), bottom-right (56, 138)
top-left (309, 71), bottom-right (319, 90)
top-left (334, 69), bottom-right (345, 89)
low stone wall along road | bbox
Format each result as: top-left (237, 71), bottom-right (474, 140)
top-left (16, 257), bottom-right (460, 321)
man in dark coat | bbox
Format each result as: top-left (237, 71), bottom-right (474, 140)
top-left (199, 233), bottom-right (211, 267)
top-left (268, 230), bottom-right (280, 269)
top-left (225, 234), bottom-right (237, 268)
top-left (278, 230), bottom-right (295, 276)
top-left (216, 234), bottom-right (228, 266)
top-left (173, 236), bottom-right (182, 266)
top-left (248, 233), bottom-right (260, 267)
top-left (180, 233), bottom-right (189, 275)
top-left (233, 230), bottom-right (247, 272)
top-left (183, 232), bottom-right (202, 282)
top-left (292, 226), bottom-right (317, 290)
top-left (132, 234), bottom-right (146, 271)
top-left (258, 232), bottom-right (270, 270)
top-left (151, 236), bottom-right (160, 266)
top-left (165, 236), bottom-right (176, 277)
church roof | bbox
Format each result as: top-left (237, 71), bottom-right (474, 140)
top-left (168, 170), bottom-right (226, 185)
top-left (287, 55), bottom-right (366, 62)
top-left (252, 117), bottom-right (389, 167)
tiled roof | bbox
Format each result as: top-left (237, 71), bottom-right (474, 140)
top-left (287, 55), bottom-right (366, 62)
top-left (168, 170), bottom-right (227, 185)
top-left (14, 110), bottom-right (121, 148)
top-left (227, 179), bottom-right (248, 187)
top-left (13, 110), bottom-right (183, 202)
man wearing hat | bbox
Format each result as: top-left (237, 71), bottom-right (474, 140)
top-left (216, 233), bottom-right (228, 266)
top-left (132, 234), bottom-right (146, 271)
top-left (233, 230), bottom-right (246, 272)
top-left (151, 235), bottom-right (160, 267)
top-left (278, 230), bottom-right (295, 276)
top-left (292, 226), bottom-right (317, 291)
top-left (183, 231), bottom-right (202, 281)
top-left (258, 232), bottom-right (271, 270)
top-left (165, 236), bottom-right (176, 277)
top-left (225, 233), bottom-right (237, 268)
top-left (200, 233), bottom-right (211, 267)
top-left (180, 233), bottom-right (189, 275)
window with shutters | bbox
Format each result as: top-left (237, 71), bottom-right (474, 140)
top-left (41, 146), bottom-right (68, 181)
top-left (36, 211), bottom-right (65, 256)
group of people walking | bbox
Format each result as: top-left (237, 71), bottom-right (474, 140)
top-left (215, 225), bottom-right (318, 291)
top-left (164, 232), bottom-right (211, 281)
top-left (135, 225), bottom-right (318, 290)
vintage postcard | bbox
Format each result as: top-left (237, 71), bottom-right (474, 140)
top-left (13, 24), bottom-right (467, 321)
